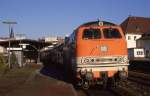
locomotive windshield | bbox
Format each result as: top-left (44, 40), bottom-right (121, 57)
top-left (83, 29), bottom-right (101, 39)
top-left (103, 28), bottom-right (122, 39)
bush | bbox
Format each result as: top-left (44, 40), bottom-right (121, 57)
top-left (0, 54), bottom-right (6, 67)
top-left (0, 53), bottom-right (7, 72)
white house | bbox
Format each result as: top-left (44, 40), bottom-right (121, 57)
top-left (125, 33), bottom-right (141, 48)
top-left (120, 16), bottom-right (150, 60)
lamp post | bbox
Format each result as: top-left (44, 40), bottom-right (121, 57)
top-left (2, 21), bottom-right (17, 69)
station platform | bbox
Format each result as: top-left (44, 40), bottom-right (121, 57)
top-left (8, 72), bottom-right (77, 96)
top-left (0, 64), bottom-right (77, 96)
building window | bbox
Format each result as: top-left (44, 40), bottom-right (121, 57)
top-left (142, 34), bottom-right (146, 37)
top-left (140, 51), bottom-right (143, 55)
top-left (136, 26), bottom-right (140, 32)
top-left (137, 51), bottom-right (143, 55)
top-left (134, 36), bottom-right (136, 40)
top-left (128, 36), bottom-right (131, 40)
top-left (148, 34), bottom-right (150, 37)
top-left (146, 50), bottom-right (149, 58)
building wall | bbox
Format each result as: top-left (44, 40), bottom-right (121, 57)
top-left (45, 37), bottom-right (58, 42)
top-left (128, 48), bottom-right (145, 60)
top-left (44, 36), bottom-right (64, 45)
top-left (128, 49), bottom-right (134, 59)
top-left (14, 51), bottom-right (23, 67)
top-left (137, 39), bottom-right (150, 58)
top-left (0, 46), bottom-right (6, 53)
top-left (126, 33), bottom-right (141, 48)
top-left (133, 48), bottom-right (145, 58)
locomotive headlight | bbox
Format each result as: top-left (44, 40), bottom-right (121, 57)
top-left (117, 57), bottom-right (124, 62)
top-left (81, 57), bottom-right (91, 64)
top-left (123, 57), bottom-right (128, 63)
top-left (84, 58), bottom-right (90, 63)
top-left (117, 56), bottom-right (128, 63)
top-left (85, 72), bottom-right (93, 81)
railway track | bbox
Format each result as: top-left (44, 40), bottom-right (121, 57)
top-left (85, 88), bottom-right (117, 96)
top-left (128, 71), bottom-right (150, 86)
top-left (124, 71), bottom-right (150, 96)
top-left (77, 71), bottom-right (150, 96)
top-left (77, 85), bottom-right (137, 96)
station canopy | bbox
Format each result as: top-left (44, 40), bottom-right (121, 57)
top-left (0, 39), bottom-right (52, 50)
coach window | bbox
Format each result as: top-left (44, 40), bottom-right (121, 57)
top-left (83, 29), bottom-right (101, 39)
top-left (103, 28), bottom-right (122, 39)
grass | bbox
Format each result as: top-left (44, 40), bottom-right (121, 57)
top-left (0, 64), bottom-right (42, 96)
top-left (0, 54), bottom-right (8, 75)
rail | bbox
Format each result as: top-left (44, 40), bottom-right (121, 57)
top-left (128, 71), bottom-right (150, 86)
top-left (77, 85), bottom-right (137, 96)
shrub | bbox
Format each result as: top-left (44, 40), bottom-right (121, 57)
top-left (0, 53), bottom-right (7, 72)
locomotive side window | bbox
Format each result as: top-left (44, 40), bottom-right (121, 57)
top-left (83, 29), bottom-right (101, 39)
top-left (103, 28), bottom-right (122, 39)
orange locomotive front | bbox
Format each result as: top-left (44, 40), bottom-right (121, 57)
top-left (65, 21), bottom-right (129, 89)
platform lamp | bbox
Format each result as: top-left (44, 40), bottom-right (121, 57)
top-left (2, 20), bottom-right (17, 69)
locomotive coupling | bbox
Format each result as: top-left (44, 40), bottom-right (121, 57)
top-left (85, 72), bottom-right (93, 81)
top-left (118, 69), bottom-right (127, 81)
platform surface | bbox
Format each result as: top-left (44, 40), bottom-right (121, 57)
top-left (0, 64), bottom-right (77, 96)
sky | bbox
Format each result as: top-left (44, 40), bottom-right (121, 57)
top-left (0, 0), bottom-right (150, 39)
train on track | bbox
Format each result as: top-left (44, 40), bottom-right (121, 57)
top-left (41, 20), bottom-right (129, 89)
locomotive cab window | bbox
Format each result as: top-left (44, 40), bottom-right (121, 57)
top-left (103, 28), bottom-right (122, 39)
top-left (82, 29), bottom-right (101, 39)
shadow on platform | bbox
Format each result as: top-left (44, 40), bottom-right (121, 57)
top-left (40, 65), bottom-right (68, 83)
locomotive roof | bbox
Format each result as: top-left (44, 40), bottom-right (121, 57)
top-left (79, 21), bottom-right (117, 27)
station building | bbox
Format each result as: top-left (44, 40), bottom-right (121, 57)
top-left (39, 36), bottom-right (64, 51)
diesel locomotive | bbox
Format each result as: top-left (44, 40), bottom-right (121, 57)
top-left (42, 20), bottom-right (129, 89)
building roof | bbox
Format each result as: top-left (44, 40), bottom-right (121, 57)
top-left (80, 21), bottom-right (117, 27)
top-left (0, 37), bottom-right (9, 40)
top-left (0, 39), bottom-right (52, 49)
top-left (137, 37), bottom-right (150, 40)
top-left (137, 32), bottom-right (150, 40)
top-left (120, 16), bottom-right (150, 34)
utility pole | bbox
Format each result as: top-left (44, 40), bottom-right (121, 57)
top-left (2, 21), bottom-right (17, 69)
